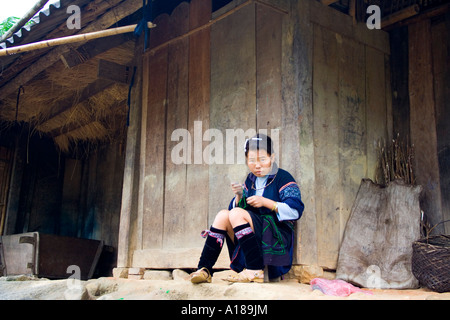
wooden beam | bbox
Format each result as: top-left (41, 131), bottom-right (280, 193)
top-left (381, 5), bottom-right (420, 29)
top-left (60, 33), bottom-right (134, 69)
top-left (349, 0), bottom-right (356, 24)
top-left (321, 0), bottom-right (338, 5)
top-left (389, 2), bottom-right (450, 29)
top-left (97, 59), bottom-right (132, 84)
top-left (117, 36), bottom-right (144, 268)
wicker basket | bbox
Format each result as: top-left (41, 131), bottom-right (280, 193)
top-left (412, 234), bottom-right (450, 293)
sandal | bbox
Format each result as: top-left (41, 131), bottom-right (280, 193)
top-left (226, 269), bottom-right (264, 283)
top-left (190, 267), bottom-right (212, 284)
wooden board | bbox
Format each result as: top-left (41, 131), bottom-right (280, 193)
top-left (337, 33), bottom-right (367, 237)
top-left (390, 27), bottom-right (410, 139)
top-left (365, 46), bottom-right (388, 180)
top-left (256, 3), bottom-right (283, 132)
top-left (313, 25), bottom-right (340, 268)
top-left (149, 14), bottom-right (171, 49)
top-left (163, 2), bottom-right (190, 248)
top-left (185, 0), bottom-right (212, 246)
top-left (409, 20), bottom-right (443, 230)
top-left (289, 0), bottom-right (317, 266)
top-left (311, 23), bottom-right (390, 269)
top-left (141, 46), bottom-right (169, 250)
top-left (432, 17), bottom-right (450, 234)
top-left (189, 0), bottom-right (211, 29)
top-left (117, 36), bottom-right (145, 267)
top-left (209, 2), bottom-right (257, 223)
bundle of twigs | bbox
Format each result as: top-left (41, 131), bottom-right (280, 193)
top-left (375, 134), bottom-right (416, 186)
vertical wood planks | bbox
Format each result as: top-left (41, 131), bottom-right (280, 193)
top-left (256, 3), bottom-right (283, 166)
top-left (313, 25), bottom-right (340, 268)
top-left (283, 0), bottom-right (317, 266)
top-left (409, 20), bottom-right (443, 229)
top-left (141, 14), bottom-right (170, 249)
top-left (132, 0), bottom-right (394, 270)
top-left (185, 0), bottom-right (212, 245)
top-left (337, 33), bottom-right (367, 236)
top-left (142, 1), bottom-right (213, 250)
top-left (164, 2), bottom-right (190, 248)
top-left (312, 22), bottom-right (390, 269)
top-left (432, 17), bottom-right (450, 234)
top-left (366, 46), bottom-right (388, 180)
top-left (256, 3), bottom-right (282, 132)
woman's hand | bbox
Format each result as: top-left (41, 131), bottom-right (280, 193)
top-left (231, 183), bottom-right (243, 204)
top-left (246, 196), bottom-right (267, 208)
top-left (246, 196), bottom-right (277, 212)
top-left (231, 182), bottom-right (243, 196)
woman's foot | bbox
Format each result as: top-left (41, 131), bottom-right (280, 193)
top-left (190, 267), bottom-right (212, 284)
top-left (226, 269), bottom-right (264, 283)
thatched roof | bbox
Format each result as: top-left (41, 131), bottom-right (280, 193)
top-left (0, 0), bottom-right (241, 154)
top-left (0, 0), bottom-right (214, 153)
top-left (0, 0), bottom-right (143, 153)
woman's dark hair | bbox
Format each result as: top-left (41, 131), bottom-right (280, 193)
top-left (244, 134), bottom-right (273, 157)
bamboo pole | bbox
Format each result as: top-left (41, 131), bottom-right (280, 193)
top-left (0, 22), bottom-right (156, 57)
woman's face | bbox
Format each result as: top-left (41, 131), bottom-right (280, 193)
top-left (246, 149), bottom-right (273, 177)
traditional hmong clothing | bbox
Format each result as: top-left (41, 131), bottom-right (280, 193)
top-left (197, 166), bottom-right (304, 280)
top-left (227, 166), bottom-right (304, 279)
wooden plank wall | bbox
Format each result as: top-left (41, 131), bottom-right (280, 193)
top-left (140, 0), bottom-right (212, 257)
top-left (60, 143), bottom-right (124, 247)
top-left (409, 20), bottom-right (443, 232)
top-left (131, 0), bottom-right (392, 270)
top-left (209, 2), bottom-right (257, 220)
top-left (432, 14), bottom-right (450, 234)
top-left (310, 1), bottom-right (391, 269)
top-left (408, 15), bottom-right (450, 234)
top-left (135, 0), bottom-right (287, 268)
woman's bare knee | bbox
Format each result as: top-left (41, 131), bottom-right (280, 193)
top-left (212, 209), bottom-right (231, 231)
top-left (229, 208), bottom-right (253, 230)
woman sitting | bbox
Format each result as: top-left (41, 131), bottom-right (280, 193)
top-left (190, 134), bottom-right (304, 283)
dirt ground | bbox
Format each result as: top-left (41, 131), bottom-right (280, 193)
top-left (0, 270), bottom-right (449, 301)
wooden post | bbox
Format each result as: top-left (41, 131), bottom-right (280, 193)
top-left (409, 20), bottom-right (443, 231)
top-left (116, 36), bottom-right (144, 268)
top-left (285, 0), bottom-right (317, 266)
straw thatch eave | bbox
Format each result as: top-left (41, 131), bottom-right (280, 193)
top-left (0, 0), bottom-right (141, 153)
top-left (0, 39), bottom-right (134, 152)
